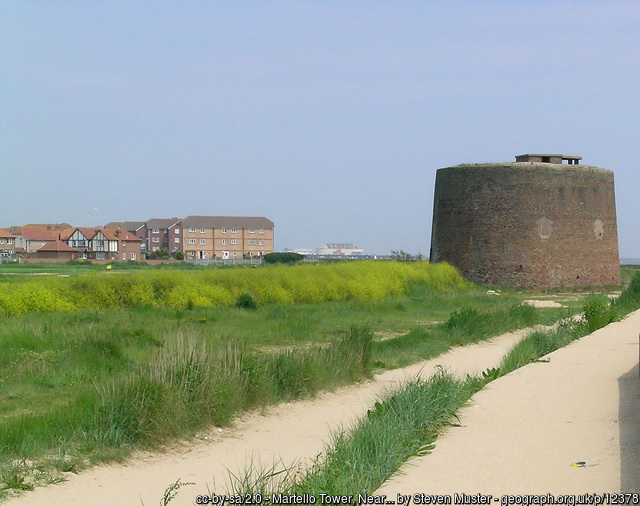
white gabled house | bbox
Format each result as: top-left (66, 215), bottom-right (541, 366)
top-left (90, 228), bottom-right (119, 260)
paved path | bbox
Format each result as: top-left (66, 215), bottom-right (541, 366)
top-left (376, 310), bottom-right (640, 496)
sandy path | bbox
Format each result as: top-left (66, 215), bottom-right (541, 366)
top-left (376, 310), bottom-right (640, 496)
top-left (3, 326), bottom-right (539, 506)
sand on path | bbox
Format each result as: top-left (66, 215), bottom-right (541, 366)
top-left (3, 325), bottom-right (540, 506)
top-left (376, 311), bottom-right (640, 496)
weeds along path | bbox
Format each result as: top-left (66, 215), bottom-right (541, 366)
top-left (375, 309), bottom-right (640, 495)
top-left (2, 324), bottom-right (546, 506)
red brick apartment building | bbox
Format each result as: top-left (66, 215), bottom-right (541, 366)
top-left (145, 218), bottom-right (182, 254)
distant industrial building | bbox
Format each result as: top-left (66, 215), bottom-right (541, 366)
top-left (316, 243), bottom-right (364, 256)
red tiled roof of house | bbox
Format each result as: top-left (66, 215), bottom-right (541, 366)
top-left (58, 228), bottom-right (75, 241)
top-left (37, 241), bottom-right (79, 252)
top-left (96, 227), bottom-right (118, 241)
top-left (20, 227), bottom-right (56, 241)
top-left (109, 228), bottom-right (141, 242)
top-left (0, 228), bottom-right (16, 239)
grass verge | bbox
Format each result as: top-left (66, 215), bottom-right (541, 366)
top-left (225, 282), bottom-right (637, 499)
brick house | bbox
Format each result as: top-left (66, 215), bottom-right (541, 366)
top-left (182, 216), bottom-right (274, 260)
top-left (60, 226), bottom-right (141, 261)
top-left (60, 227), bottom-right (96, 259)
top-left (34, 241), bottom-right (80, 261)
top-left (12, 227), bottom-right (56, 253)
top-left (106, 221), bottom-right (146, 253)
top-left (113, 228), bottom-right (142, 261)
top-left (145, 218), bottom-right (182, 254)
top-left (0, 229), bottom-right (16, 257)
top-left (89, 228), bottom-right (119, 260)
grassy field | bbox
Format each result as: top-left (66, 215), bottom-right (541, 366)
top-left (0, 260), bottom-right (617, 498)
top-left (226, 282), bottom-right (640, 499)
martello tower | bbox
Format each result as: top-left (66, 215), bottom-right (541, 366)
top-left (429, 154), bottom-right (620, 287)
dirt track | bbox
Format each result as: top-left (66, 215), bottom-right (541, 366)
top-left (4, 312), bottom-right (639, 505)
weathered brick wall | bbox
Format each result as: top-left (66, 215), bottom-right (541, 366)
top-left (430, 162), bottom-right (620, 287)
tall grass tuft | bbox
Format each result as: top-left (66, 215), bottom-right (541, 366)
top-left (226, 371), bottom-right (474, 497)
top-left (617, 269), bottom-right (640, 311)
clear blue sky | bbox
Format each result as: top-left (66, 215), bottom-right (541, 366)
top-left (2, 1), bottom-right (639, 256)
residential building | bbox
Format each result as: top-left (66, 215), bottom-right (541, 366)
top-left (12, 227), bottom-right (56, 253)
top-left (34, 241), bottom-right (79, 261)
top-left (145, 218), bottom-right (182, 254)
top-left (60, 227), bottom-right (96, 259)
top-left (113, 228), bottom-right (142, 261)
top-left (0, 229), bottom-right (16, 257)
top-left (60, 227), bottom-right (141, 261)
top-left (182, 216), bottom-right (274, 260)
top-left (106, 221), bottom-right (146, 251)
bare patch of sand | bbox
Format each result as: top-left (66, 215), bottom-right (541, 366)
top-left (521, 299), bottom-right (566, 308)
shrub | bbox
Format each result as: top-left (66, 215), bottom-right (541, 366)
top-left (263, 252), bottom-right (304, 264)
top-left (236, 293), bottom-right (258, 310)
top-left (580, 294), bottom-right (618, 333)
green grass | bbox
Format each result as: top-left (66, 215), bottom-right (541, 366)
top-left (0, 263), bottom-right (602, 498)
top-left (225, 288), bottom-right (634, 499)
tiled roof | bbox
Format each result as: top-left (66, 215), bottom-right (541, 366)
top-left (95, 227), bottom-right (118, 241)
top-left (20, 227), bottom-right (56, 241)
top-left (25, 223), bottom-right (72, 231)
top-left (146, 218), bottom-right (182, 229)
top-left (108, 228), bottom-right (141, 242)
top-left (59, 227), bottom-right (98, 241)
top-left (0, 228), bottom-right (16, 239)
top-left (106, 221), bottom-right (145, 232)
top-left (182, 216), bottom-right (274, 229)
top-left (37, 241), bottom-right (79, 252)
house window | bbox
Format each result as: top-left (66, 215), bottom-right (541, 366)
top-left (152, 237), bottom-right (160, 243)
top-left (189, 239), bottom-right (196, 245)
top-left (221, 228), bottom-right (227, 233)
top-left (248, 228), bottom-right (255, 234)
top-left (200, 228), bottom-right (205, 233)
top-left (233, 251), bottom-right (237, 257)
top-left (259, 240), bottom-right (265, 245)
top-left (259, 228), bottom-right (264, 234)
top-left (122, 241), bottom-right (126, 246)
top-left (174, 228), bottom-right (180, 234)
top-left (7, 238), bottom-right (12, 244)
top-left (248, 240), bottom-right (256, 245)
top-left (231, 228), bottom-right (238, 233)
top-left (231, 239), bottom-right (238, 245)
top-left (131, 252), bottom-right (136, 260)
top-left (153, 247), bottom-right (159, 251)
top-left (96, 240), bottom-right (105, 249)
top-left (222, 239), bottom-right (227, 245)
top-left (96, 252), bottom-right (105, 260)
top-left (0, 239), bottom-right (3, 244)
top-left (175, 237), bottom-right (180, 243)
top-left (189, 227), bottom-right (196, 233)
top-left (79, 253), bottom-right (87, 259)
top-left (189, 251), bottom-right (195, 256)
top-left (152, 228), bottom-right (159, 234)
top-left (122, 253), bottom-right (126, 260)
top-left (200, 239), bottom-right (205, 245)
